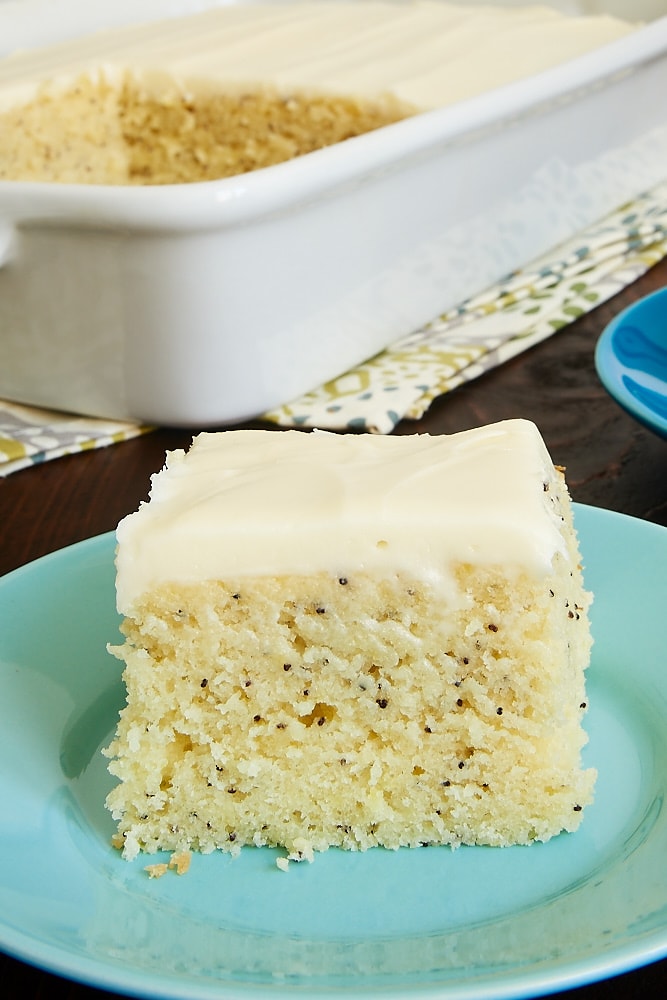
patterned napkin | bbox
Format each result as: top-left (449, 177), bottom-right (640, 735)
top-left (265, 181), bottom-right (667, 432)
top-left (0, 402), bottom-right (149, 476)
top-left (2, 181), bottom-right (666, 475)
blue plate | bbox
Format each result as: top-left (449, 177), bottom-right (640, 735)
top-left (2, 506), bottom-right (667, 1000)
top-left (595, 286), bottom-right (667, 438)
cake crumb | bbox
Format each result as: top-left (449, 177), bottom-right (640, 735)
top-left (288, 838), bottom-right (315, 863)
top-left (145, 863), bottom-right (169, 879)
top-left (276, 857), bottom-right (290, 872)
top-left (168, 850), bottom-right (192, 875)
top-left (111, 833), bottom-right (125, 851)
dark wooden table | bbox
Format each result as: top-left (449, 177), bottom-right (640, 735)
top-left (1, 256), bottom-right (666, 998)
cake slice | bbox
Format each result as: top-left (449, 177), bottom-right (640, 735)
top-left (104, 420), bottom-right (595, 862)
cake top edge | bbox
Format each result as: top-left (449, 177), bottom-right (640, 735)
top-left (114, 419), bottom-right (574, 614)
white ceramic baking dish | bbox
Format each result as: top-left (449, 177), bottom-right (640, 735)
top-left (1, 0), bottom-right (667, 426)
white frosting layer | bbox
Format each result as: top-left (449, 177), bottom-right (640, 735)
top-left (0, 2), bottom-right (635, 112)
top-left (115, 420), bottom-right (570, 614)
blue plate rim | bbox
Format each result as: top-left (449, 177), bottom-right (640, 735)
top-left (595, 285), bottom-right (667, 438)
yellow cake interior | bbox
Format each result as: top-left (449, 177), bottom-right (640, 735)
top-left (0, 72), bottom-right (411, 185)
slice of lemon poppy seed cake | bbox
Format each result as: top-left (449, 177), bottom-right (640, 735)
top-left (104, 420), bottom-right (595, 863)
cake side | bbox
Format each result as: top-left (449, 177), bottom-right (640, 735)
top-left (105, 558), bottom-right (593, 861)
top-left (0, 71), bottom-right (412, 185)
top-left (103, 422), bottom-right (595, 863)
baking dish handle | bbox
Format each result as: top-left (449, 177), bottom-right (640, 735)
top-left (0, 223), bottom-right (14, 267)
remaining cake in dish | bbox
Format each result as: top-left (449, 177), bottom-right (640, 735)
top-left (104, 420), bottom-right (596, 863)
top-left (0, 2), bottom-right (635, 184)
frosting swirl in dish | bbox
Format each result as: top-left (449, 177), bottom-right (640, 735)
top-left (0, 1), bottom-right (635, 112)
